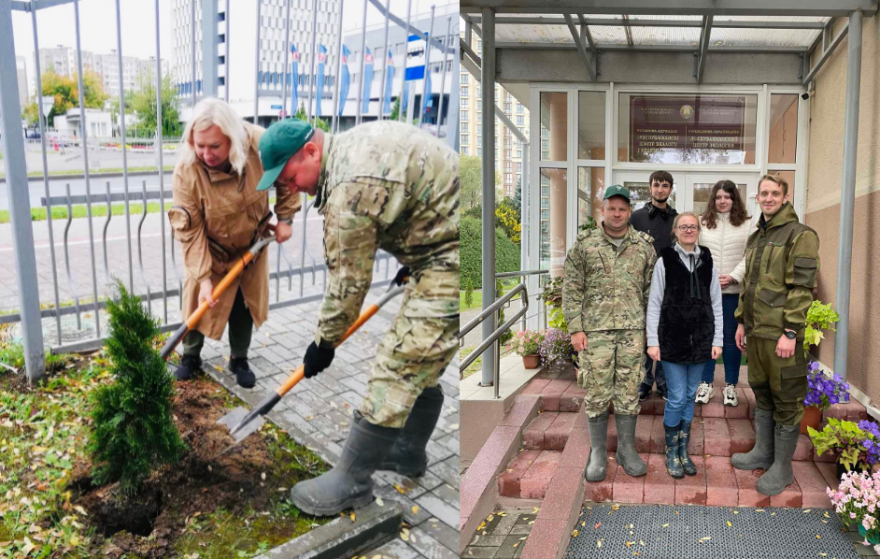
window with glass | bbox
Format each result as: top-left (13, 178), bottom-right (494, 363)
top-left (461, 98), bottom-right (468, 108)
top-left (517, 103), bottom-right (524, 114)
top-left (461, 122), bottom-right (469, 132)
top-left (461, 146), bottom-right (469, 155)
top-left (540, 92), bottom-right (567, 162)
top-left (540, 169), bottom-right (567, 272)
top-left (617, 93), bottom-right (758, 165)
top-left (693, 182), bottom-right (747, 217)
top-left (578, 167), bottom-right (606, 228)
top-left (623, 180), bottom-right (677, 212)
top-left (461, 87), bottom-right (469, 97)
top-left (478, 148), bottom-right (482, 157)
top-left (462, 112), bottom-right (468, 122)
top-left (578, 92), bottom-right (606, 161)
top-left (461, 73), bottom-right (468, 84)
top-left (768, 94), bottom-right (798, 165)
top-left (461, 134), bottom-right (468, 145)
top-left (517, 115), bottom-right (524, 125)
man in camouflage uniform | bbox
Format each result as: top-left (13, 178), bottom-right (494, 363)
top-left (731, 175), bottom-right (820, 496)
top-left (254, 119), bottom-right (458, 516)
top-left (563, 185), bottom-right (657, 482)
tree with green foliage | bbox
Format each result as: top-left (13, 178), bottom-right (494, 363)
top-left (495, 197), bottom-right (521, 245)
top-left (88, 281), bottom-right (186, 496)
top-left (461, 155), bottom-right (501, 210)
top-left (128, 72), bottom-right (182, 137)
top-left (294, 102), bottom-right (331, 132)
top-left (27, 69), bottom-right (108, 127)
top-left (460, 216), bottom-right (519, 289)
top-left (387, 96), bottom-right (417, 125)
top-left (464, 276), bottom-right (474, 308)
top-left (512, 178), bottom-right (522, 216)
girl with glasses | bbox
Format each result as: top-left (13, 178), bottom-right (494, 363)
top-left (646, 212), bottom-right (723, 478)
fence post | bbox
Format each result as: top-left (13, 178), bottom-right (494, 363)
top-left (0, 0), bottom-right (45, 382)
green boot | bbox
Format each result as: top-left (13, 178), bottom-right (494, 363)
top-left (379, 385), bottom-right (444, 478)
top-left (678, 420), bottom-right (697, 476)
top-left (731, 407), bottom-right (775, 470)
top-left (585, 411), bottom-right (609, 482)
top-left (664, 423), bottom-right (684, 478)
top-left (615, 414), bottom-right (647, 477)
top-left (290, 412), bottom-right (400, 516)
top-left (756, 423), bottom-right (800, 496)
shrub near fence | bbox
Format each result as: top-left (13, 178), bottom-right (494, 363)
top-left (460, 216), bottom-right (520, 289)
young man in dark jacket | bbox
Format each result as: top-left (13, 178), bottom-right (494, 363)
top-left (731, 174), bottom-right (820, 497)
top-left (630, 170), bottom-right (678, 401)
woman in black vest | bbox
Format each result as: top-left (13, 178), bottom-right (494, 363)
top-left (646, 212), bottom-right (723, 478)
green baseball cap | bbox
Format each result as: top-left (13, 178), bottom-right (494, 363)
top-left (256, 119), bottom-right (316, 191)
top-left (603, 185), bottom-right (631, 203)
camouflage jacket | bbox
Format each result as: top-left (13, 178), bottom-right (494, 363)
top-left (734, 203), bottom-right (819, 341)
top-left (312, 121), bottom-right (459, 347)
top-left (562, 224), bottom-right (657, 333)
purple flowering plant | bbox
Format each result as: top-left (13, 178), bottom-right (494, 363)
top-left (860, 420), bottom-right (880, 467)
top-left (539, 328), bottom-right (574, 365)
top-left (804, 361), bottom-right (850, 411)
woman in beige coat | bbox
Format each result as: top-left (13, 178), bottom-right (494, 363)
top-left (168, 98), bottom-right (300, 387)
top-left (695, 180), bottom-right (751, 407)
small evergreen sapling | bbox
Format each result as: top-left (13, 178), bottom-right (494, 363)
top-left (88, 281), bottom-right (186, 495)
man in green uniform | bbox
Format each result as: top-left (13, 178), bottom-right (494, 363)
top-left (731, 174), bottom-right (820, 496)
top-left (563, 186), bottom-right (657, 482)
top-left (254, 119), bottom-right (458, 516)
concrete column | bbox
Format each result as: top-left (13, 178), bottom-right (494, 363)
top-left (548, 92), bottom-right (567, 277)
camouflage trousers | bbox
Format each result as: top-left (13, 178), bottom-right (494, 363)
top-left (359, 269), bottom-right (458, 428)
top-left (578, 329), bottom-right (645, 418)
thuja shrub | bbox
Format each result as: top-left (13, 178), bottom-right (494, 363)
top-left (88, 281), bottom-right (187, 495)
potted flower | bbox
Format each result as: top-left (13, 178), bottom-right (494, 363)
top-left (539, 328), bottom-right (574, 366)
top-left (515, 330), bottom-right (544, 369)
top-left (802, 362), bottom-right (851, 434)
top-left (828, 470), bottom-right (880, 549)
top-left (809, 417), bottom-right (876, 479)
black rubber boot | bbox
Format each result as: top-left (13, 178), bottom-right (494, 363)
top-left (174, 355), bottom-right (202, 381)
top-left (379, 385), bottom-right (444, 478)
top-left (731, 407), bottom-right (775, 470)
top-left (757, 423), bottom-right (801, 496)
top-left (664, 423), bottom-right (684, 478)
top-left (678, 420), bottom-right (697, 476)
top-left (585, 411), bottom-right (609, 482)
top-left (228, 357), bottom-right (256, 389)
top-left (615, 414), bottom-right (647, 477)
top-left (290, 412), bottom-right (401, 516)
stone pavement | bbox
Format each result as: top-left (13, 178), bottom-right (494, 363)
top-left (463, 509), bottom-right (536, 559)
top-left (199, 285), bottom-right (460, 559)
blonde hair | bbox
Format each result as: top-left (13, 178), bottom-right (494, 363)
top-left (673, 212), bottom-right (701, 241)
top-left (178, 98), bottom-right (250, 175)
top-left (758, 173), bottom-right (789, 196)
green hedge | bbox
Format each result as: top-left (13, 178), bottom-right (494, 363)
top-left (461, 216), bottom-right (520, 289)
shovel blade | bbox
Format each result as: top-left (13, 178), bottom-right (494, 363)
top-left (218, 406), bottom-right (265, 444)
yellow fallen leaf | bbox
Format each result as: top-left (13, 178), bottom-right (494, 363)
top-left (400, 531), bottom-right (409, 541)
top-left (597, 540), bottom-right (602, 548)
top-left (513, 542), bottom-right (520, 548)
top-left (804, 509), bottom-right (812, 513)
top-left (533, 507), bottom-right (540, 514)
top-left (487, 514), bottom-right (495, 522)
top-left (572, 529), bottom-right (579, 537)
top-left (376, 497), bottom-right (384, 507)
top-left (756, 509), bottom-right (765, 512)
top-left (815, 535), bottom-right (821, 539)
top-left (726, 521), bottom-right (732, 527)
top-left (350, 512), bottom-right (356, 522)
top-left (411, 505), bottom-right (420, 515)
top-left (662, 523), bottom-right (669, 528)
top-left (626, 541), bottom-right (634, 547)
top-left (73, 505), bottom-right (88, 516)
top-left (394, 483), bottom-right (407, 494)
top-left (733, 510), bottom-right (739, 514)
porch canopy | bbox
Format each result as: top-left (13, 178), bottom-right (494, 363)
top-left (461, 0), bottom-right (876, 385)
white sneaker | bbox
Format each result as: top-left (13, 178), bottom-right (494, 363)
top-left (695, 382), bottom-right (713, 404)
top-left (723, 384), bottom-right (738, 407)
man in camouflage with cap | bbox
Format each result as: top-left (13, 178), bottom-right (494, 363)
top-left (254, 119), bottom-right (458, 516)
top-left (563, 185), bottom-right (657, 482)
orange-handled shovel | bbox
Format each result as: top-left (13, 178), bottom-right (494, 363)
top-left (160, 224), bottom-right (277, 361)
top-left (219, 265), bottom-right (410, 444)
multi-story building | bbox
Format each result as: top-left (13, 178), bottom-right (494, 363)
top-left (37, 45), bottom-right (168, 98)
top-left (15, 56), bottom-right (28, 110)
top-left (458, 34), bottom-right (529, 199)
top-left (170, 0), bottom-right (455, 130)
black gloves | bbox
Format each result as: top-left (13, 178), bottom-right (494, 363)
top-left (303, 342), bottom-right (335, 378)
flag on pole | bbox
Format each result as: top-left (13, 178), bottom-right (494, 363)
top-left (424, 68), bottom-right (433, 115)
top-left (361, 47), bottom-right (374, 114)
top-left (316, 44), bottom-right (327, 117)
top-left (383, 49), bottom-right (395, 115)
top-left (290, 44), bottom-right (299, 117)
top-left (338, 45), bottom-right (351, 116)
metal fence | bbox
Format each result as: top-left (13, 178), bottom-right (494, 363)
top-left (0, 0), bottom-right (460, 381)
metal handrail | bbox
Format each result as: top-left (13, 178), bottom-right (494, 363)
top-left (460, 283), bottom-right (529, 399)
top-left (495, 269), bottom-right (549, 278)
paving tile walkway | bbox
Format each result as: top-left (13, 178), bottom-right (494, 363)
top-left (462, 509), bottom-right (537, 559)
top-left (198, 285), bottom-right (460, 559)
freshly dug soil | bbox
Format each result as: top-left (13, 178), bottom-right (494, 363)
top-left (71, 376), bottom-right (326, 558)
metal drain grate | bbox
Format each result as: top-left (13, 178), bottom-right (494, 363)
top-left (566, 504), bottom-right (860, 559)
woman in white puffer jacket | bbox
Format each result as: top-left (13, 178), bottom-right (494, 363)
top-left (695, 180), bottom-right (752, 407)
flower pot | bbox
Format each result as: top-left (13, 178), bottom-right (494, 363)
top-left (859, 524), bottom-right (880, 546)
top-left (801, 405), bottom-right (822, 435)
top-left (522, 354), bottom-right (540, 369)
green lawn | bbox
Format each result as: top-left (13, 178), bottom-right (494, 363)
top-left (0, 165), bottom-right (176, 180)
top-left (460, 290), bottom-right (482, 312)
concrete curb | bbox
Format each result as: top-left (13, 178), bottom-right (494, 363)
top-left (0, 170), bottom-right (174, 183)
top-left (254, 502), bottom-right (403, 559)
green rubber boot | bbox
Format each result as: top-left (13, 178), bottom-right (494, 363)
top-left (585, 411), bottom-right (609, 482)
top-left (379, 385), bottom-right (444, 478)
top-left (615, 414), bottom-right (647, 477)
top-left (731, 407), bottom-right (775, 471)
top-left (290, 412), bottom-right (400, 516)
top-left (756, 423), bottom-right (801, 496)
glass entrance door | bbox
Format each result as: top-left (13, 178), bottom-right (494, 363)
top-left (612, 171), bottom-right (757, 217)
